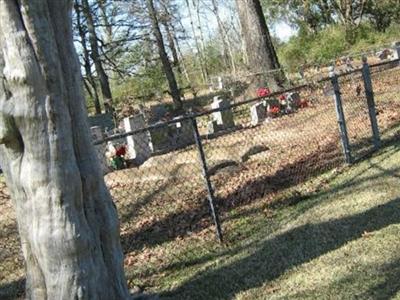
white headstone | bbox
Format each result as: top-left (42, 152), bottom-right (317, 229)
top-left (250, 102), bottom-right (266, 126)
top-left (217, 77), bottom-right (224, 90)
top-left (124, 114), bottom-right (152, 164)
top-left (393, 42), bottom-right (400, 59)
top-left (211, 96), bottom-right (235, 129)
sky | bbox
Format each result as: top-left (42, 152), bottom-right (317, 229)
top-left (272, 22), bottom-right (296, 42)
top-left (180, 1), bottom-right (296, 46)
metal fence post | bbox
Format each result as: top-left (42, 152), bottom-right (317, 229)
top-left (190, 116), bottom-right (223, 242)
top-left (329, 66), bottom-right (353, 164)
top-left (361, 56), bottom-right (381, 150)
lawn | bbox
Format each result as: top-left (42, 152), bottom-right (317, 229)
top-left (157, 137), bottom-right (400, 299)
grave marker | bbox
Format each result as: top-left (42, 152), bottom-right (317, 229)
top-left (210, 96), bottom-right (235, 132)
top-left (250, 102), bottom-right (266, 125)
top-left (124, 114), bottom-right (152, 164)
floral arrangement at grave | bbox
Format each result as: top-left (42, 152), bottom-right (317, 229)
top-left (257, 87), bottom-right (271, 97)
top-left (267, 98), bottom-right (281, 118)
top-left (106, 142), bottom-right (128, 170)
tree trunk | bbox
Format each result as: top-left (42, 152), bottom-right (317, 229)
top-left (74, 0), bottom-right (102, 114)
top-left (81, 0), bottom-right (114, 113)
top-left (185, 0), bottom-right (208, 84)
top-left (210, 0), bottom-right (236, 73)
top-left (0, 1), bottom-right (130, 299)
top-left (160, 4), bottom-right (182, 75)
top-left (174, 31), bottom-right (191, 84)
top-left (146, 0), bottom-right (183, 111)
top-left (235, 0), bottom-right (283, 90)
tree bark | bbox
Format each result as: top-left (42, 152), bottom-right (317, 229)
top-left (0, 1), bottom-right (130, 299)
top-left (146, 0), bottom-right (182, 111)
top-left (81, 0), bottom-right (113, 113)
top-left (236, 0), bottom-right (283, 90)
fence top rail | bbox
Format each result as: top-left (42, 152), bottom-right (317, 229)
top-left (333, 58), bottom-right (400, 79)
top-left (93, 58), bottom-right (400, 145)
top-left (369, 58), bottom-right (400, 70)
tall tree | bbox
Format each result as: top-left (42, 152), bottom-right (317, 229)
top-left (364, 0), bottom-right (400, 32)
top-left (236, 0), bottom-right (283, 90)
top-left (146, 0), bottom-right (183, 111)
top-left (185, 0), bottom-right (209, 83)
top-left (81, 0), bottom-right (114, 113)
top-left (332, 0), bottom-right (367, 43)
top-left (0, 0), bottom-right (130, 298)
top-left (74, 0), bottom-right (102, 114)
top-left (159, 1), bottom-right (182, 75)
top-left (209, 0), bottom-right (237, 74)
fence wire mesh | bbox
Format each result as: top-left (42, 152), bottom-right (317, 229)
top-left (369, 62), bottom-right (400, 142)
top-left (1, 60), bottom-right (400, 298)
top-left (338, 69), bottom-right (375, 160)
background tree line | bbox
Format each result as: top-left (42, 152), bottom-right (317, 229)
top-left (73, 0), bottom-right (400, 114)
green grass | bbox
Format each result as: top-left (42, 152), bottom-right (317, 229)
top-left (151, 140), bottom-right (400, 299)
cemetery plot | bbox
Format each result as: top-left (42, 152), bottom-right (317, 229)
top-left (1, 63), bottom-right (400, 299)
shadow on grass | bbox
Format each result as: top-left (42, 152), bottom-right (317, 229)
top-left (120, 128), bottom-right (400, 253)
top-left (117, 165), bottom-right (185, 224)
top-left (161, 142), bottom-right (400, 276)
top-left (120, 138), bottom-right (344, 252)
top-left (162, 196), bottom-right (400, 299)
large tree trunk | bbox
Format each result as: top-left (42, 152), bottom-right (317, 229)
top-left (0, 1), bottom-right (130, 299)
top-left (81, 0), bottom-right (114, 113)
top-left (146, 0), bottom-right (183, 111)
top-left (236, 0), bottom-right (283, 91)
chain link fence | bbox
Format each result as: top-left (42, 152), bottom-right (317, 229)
top-left (1, 58), bottom-right (400, 298)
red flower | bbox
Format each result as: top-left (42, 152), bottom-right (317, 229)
top-left (268, 106), bottom-right (280, 114)
top-left (257, 87), bottom-right (271, 97)
top-left (116, 145), bottom-right (126, 157)
top-left (279, 94), bottom-right (286, 101)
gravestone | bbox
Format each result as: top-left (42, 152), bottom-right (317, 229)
top-left (377, 49), bottom-right (392, 60)
top-left (124, 114), bottom-right (152, 164)
top-left (217, 76), bottom-right (224, 90)
top-left (170, 117), bottom-right (195, 148)
top-left (286, 92), bottom-right (301, 112)
top-left (250, 102), bottom-right (266, 125)
top-left (207, 120), bottom-right (222, 135)
top-left (148, 122), bottom-right (170, 153)
top-left (210, 76), bottom-right (225, 91)
top-left (210, 96), bottom-right (235, 132)
top-left (393, 41), bottom-right (400, 60)
top-left (91, 126), bottom-right (110, 174)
